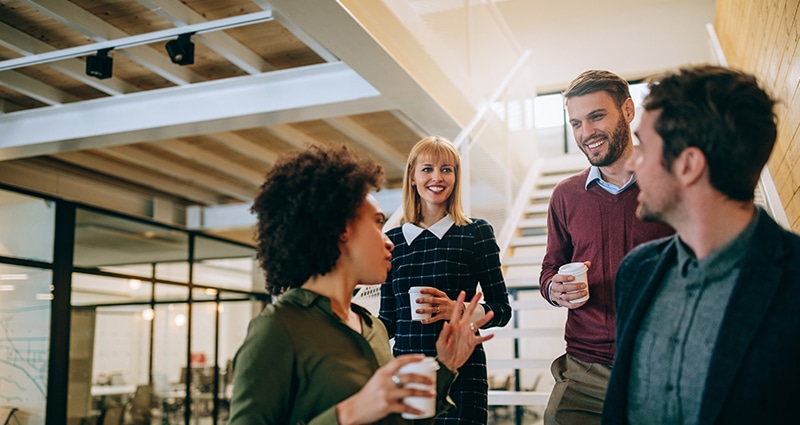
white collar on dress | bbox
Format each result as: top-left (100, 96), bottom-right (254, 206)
top-left (401, 214), bottom-right (455, 245)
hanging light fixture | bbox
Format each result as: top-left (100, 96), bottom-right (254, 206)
top-left (165, 33), bottom-right (195, 65)
top-left (85, 48), bottom-right (113, 79)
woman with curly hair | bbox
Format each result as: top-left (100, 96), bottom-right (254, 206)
top-left (228, 143), bottom-right (495, 425)
top-left (379, 136), bottom-right (512, 424)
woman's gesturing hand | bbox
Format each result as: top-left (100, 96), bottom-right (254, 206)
top-left (435, 291), bottom-right (495, 372)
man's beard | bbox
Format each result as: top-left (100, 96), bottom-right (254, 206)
top-left (581, 114), bottom-right (630, 167)
top-left (636, 202), bottom-right (662, 223)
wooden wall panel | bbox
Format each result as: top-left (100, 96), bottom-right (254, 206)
top-left (715, 0), bottom-right (800, 231)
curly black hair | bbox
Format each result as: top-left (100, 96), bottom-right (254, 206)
top-left (251, 143), bottom-right (384, 296)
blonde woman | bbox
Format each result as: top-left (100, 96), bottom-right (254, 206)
top-left (379, 136), bottom-right (512, 424)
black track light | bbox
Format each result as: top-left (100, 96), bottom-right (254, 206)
top-left (165, 33), bottom-right (195, 65)
top-left (86, 48), bottom-right (113, 79)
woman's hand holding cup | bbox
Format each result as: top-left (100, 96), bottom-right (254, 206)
top-left (435, 291), bottom-right (494, 372)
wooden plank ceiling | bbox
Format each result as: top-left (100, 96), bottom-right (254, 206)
top-left (0, 0), bottom-right (425, 214)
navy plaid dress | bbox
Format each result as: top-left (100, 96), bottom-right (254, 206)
top-left (379, 218), bottom-right (512, 424)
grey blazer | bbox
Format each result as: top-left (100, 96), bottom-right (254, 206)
top-left (603, 208), bottom-right (800, 425)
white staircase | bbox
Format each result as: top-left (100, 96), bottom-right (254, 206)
top-left (485, 153), bottom-right (588, 423)
top-left (502, 153), bottom-right (588, 287)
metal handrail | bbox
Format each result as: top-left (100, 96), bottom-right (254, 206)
top-left (384, 50), bottom-right (535, 231)
top-left (452, 50), bottom-right (533, 152)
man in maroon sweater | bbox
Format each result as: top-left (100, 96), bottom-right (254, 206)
top-left (539, 70), bottom-right (673, 424)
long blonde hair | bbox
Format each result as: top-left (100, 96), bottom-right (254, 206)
top-left (402, 136), bottom-right (471, 226)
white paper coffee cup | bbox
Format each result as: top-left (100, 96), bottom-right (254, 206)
top-left (558, 262), bottom-right (589, 304)
top-left (408, 286), bottom-right (433, 321)
top-left (399, 356), bottom-right (439, 419)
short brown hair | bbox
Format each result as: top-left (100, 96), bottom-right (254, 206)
top-left (643, 65), bottom-right (777, 202)
top-left (564, 69), bottom-right (631, 108)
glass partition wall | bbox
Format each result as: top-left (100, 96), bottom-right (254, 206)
top-left (0, 189), bottom-right (56, 425)
top-left (0, 185), bottom-right (268, 425)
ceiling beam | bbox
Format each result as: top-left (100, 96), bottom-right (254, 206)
top-left (207, 132), bottom-right (278, 166)
top-left (265, 124), bottom-right (322, 149)
top-left (186, 202), bottom-right (255, 231)
top-left (0, 62), bottom-right (388, 160)
top-left (270, 10), bottom-right (339, 63)
top-left (0, 71), bottom-right (78, 105)
top-left (53, 150), bottom-right (223, 205)
top-left (156, 138), bottom-right (266, 186)
top-left (101, 145), bottom-right (257, 201)
top-left (325, 116), bottom-right (406, 171)
top-left (0, 157), bottom-right (205, 216)
top-left (389, 110), bottom-right (428, 140)
top-left (267, 0), bottom-right (462, 139)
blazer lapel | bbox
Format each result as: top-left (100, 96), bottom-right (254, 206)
top-left (611, 240), bottom-right (677, 416)
top-left (699, 212), bottom-right (787, 423)
top-left (621, 240), bottom-right (678, 344)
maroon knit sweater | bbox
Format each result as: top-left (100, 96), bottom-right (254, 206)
top-left (539, 168), bottom-right (674, 365)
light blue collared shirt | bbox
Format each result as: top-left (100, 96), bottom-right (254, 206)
top-left (585, 166), bottom-right (636, 194)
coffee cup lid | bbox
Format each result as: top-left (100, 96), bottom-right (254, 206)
top-left (558, 262), bottom-right (587, 274)
top-left (399, 356), bottom-right (439, 372)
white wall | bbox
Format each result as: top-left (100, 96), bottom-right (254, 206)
top-left (497, 0), bottom-right (717, 92)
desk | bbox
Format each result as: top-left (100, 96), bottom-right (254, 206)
top-left (157, 384), bottom-right (232, 400)
top-left (91, 384), bottom-right (137, 396)
top-left (90, 384), bottom-right (137, 425)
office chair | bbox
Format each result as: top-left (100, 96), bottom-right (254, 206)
top-left (128, 385), bottom-right (153, 425)
top-left (100, 405), bottom-right (124, 425)
top-left (1, 406), bottom-right (18, 425)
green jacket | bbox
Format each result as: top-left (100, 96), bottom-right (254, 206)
top-left (229, 288), bottom-right (456, 425)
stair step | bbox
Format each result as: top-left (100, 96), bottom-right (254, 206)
top-left (536, 174), bottom-right (567, 187)
top-left (520, 228), bottom-right (547, 238)
top-left (491, 327), bottom-right (563, 339)
top-left (503, 256), bottom-right (543, 267)
top-left (524, 203), bottom-right (549, 214)
top-left (504, 277), bottom-right (540, 289)
top-left (519, 217), bottom-right (547, 228)
top-left (488, 358), bottom-right (553, 370)
top-left (509, 235), bottom-right (547, 247)
top-left (540, 153), bottom-right (589, 173)
top-left (510, 300), bottom-right (552, 310)
top-left (530, 189), bottom-right (553, 200)
top-left (488, 390), bottom-right (551, 407)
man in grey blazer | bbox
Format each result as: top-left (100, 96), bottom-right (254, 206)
top-left (602, 65), bottom-right (800, 424)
